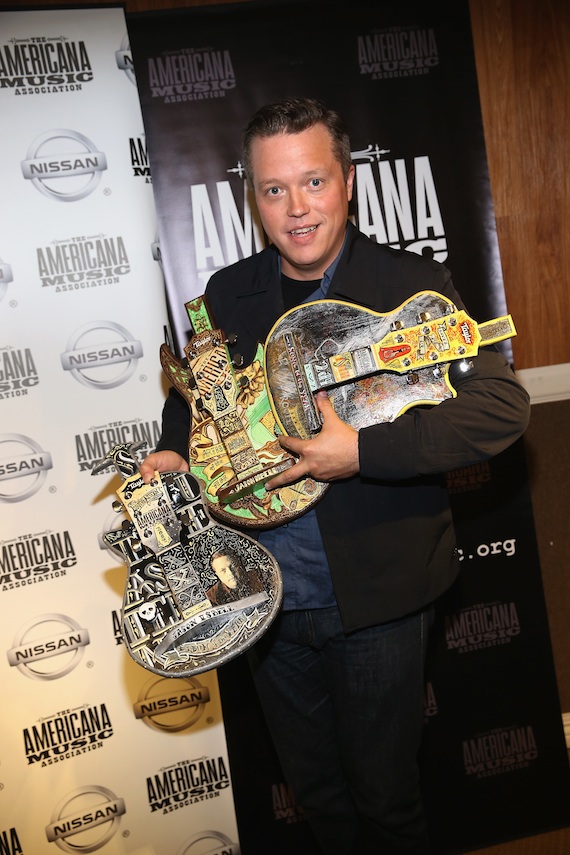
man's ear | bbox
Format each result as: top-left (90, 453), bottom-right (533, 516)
top-left (346, 164), bottom-right (356, 201)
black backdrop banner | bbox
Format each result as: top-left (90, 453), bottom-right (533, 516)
top-left (127, 1), bottom-right (570, 852)
top-left (128, 0), bottom-right (508, 356)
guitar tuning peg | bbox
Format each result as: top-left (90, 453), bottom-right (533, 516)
top-left (390, 320), bottom-right (403, 331)
top-left (417, 311), bottom-right (432, 323)
top-left (232, 353), bottom-right (244, 368)
top-left (112, 500), bottom-right (123, 513)
top-left (226, 333), bottom-right (238, 345)
top-left (406, 372), bottom-right (420, 385)
top-left (238, 375), bottom-right (250, 388)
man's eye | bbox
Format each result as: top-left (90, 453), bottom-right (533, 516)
top-left (267, 187), bottom-right (280, 196)
top-left (309, 178), bottom-right (322, 187)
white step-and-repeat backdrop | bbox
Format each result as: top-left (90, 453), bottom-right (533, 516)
top-left (0, 8), bottom-right (240, 855)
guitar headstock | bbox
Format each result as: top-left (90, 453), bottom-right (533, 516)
top-left (184, 329), bottom-right (240, 421)
top-left (91, 440), bottom-right (147, 480)
top-left (373, 308), bottom-right (482, 373)
top-left (115, 470), bottom-right (182, 555)
top-left (92, 441), bottom-right (181, 555)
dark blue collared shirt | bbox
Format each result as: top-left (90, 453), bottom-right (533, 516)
top-left (258, 251), bottom-right (343, 610)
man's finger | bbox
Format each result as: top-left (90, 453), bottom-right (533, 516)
top-left (265, 459), bottom-right (308, 491)
top-left (315, 390), bottom-right (335, 420)
top-left (277, 434), bottom-right (305, 456)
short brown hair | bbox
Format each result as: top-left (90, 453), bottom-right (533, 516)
top-left (242, 97), bottom-right (352, 185)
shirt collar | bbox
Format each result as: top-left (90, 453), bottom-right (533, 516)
top-left (278, 226), bottom-right (348, 297)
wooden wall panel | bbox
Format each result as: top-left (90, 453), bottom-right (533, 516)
top-left (469, 0), bottom-right (570, 369)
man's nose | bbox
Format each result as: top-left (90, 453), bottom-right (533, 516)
top-left (287, 188), bottom-right (309, 218)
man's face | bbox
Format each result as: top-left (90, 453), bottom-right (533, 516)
top-left (250, 124), bottom-right (355, 280)
top-left (211, 554), bottom-right (238, 589)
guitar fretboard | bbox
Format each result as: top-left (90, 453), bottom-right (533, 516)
top-left (298, 310), bottom-right (515, 392)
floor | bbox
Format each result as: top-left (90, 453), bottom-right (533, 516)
top-left (467, 824), bottom-right (570, 854)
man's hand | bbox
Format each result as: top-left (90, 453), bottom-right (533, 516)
top-left (266, 391), bottom-right (359, 490)
top-left (140, 450), bottom-right (189, 483)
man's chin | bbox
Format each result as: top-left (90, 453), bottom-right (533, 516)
top-left (280, 252), bottom-right (324, 280)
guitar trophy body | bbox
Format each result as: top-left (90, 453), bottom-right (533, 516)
top-left (264, 291), bottom-right (517, 439)
top-left (160, 296), bottom-right (327, 530)
top-left (94, 443), bottom-right (282, 678)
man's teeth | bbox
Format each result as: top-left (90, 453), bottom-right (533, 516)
top-left (290, 226), bottom-right (316, 235)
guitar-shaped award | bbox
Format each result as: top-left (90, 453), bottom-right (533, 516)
top-left (94, 442), bottom-right (282, 677)
top-left (264, 291), bottom-right (517, 438)
top-left (160, 296), bottom-right (327, 530)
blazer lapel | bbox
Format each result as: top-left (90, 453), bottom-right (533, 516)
top-left (326, 222), bottom-right (379, 309)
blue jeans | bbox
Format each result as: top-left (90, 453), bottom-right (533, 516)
top-left (248, 605), bottom-right (433, 854)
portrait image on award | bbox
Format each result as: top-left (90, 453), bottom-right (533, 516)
top-left (206, 547), bottom-right (264, 606)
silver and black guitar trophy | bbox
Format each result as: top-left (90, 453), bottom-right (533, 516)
top-left (94, 442), bottom-right (282, 678)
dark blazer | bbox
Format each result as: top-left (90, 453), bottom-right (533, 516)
top-left (158, 223), bottom-right (530, 632)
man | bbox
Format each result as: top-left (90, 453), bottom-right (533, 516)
top-left (141, 98), bottom-right (530, 853)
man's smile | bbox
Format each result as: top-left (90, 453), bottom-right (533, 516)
top-left (290, 226), bottom-right (317, 235)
